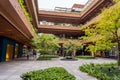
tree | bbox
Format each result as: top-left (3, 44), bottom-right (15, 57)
top-left (86, 45), bottom-right (96, 57)
top-left (80, 24), bottom-right (102, 57)
top-left (79, 4), bottom-right (118, 57)
top-left (32, 34), bottom-right (60, 55)
top-left (96, 0), bottom-right (120, 68)
top-left (64, 39), bottom-right (83, 57)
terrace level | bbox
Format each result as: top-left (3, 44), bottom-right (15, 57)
top-left (38, 25), bottom-right (84, 38)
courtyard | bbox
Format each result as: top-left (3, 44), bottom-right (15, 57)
top-left (0, 0), bottom-right (120, 80)
top-left (0, 57), bottom-right (116, 80)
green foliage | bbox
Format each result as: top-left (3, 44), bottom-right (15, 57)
top-left (21, 67), bottom-right (76, 80)
top-left (95, 38), bottom-right (117, 51)
top-left (85, 38), bottom-right (117, 57)
top-left (76, 56), bottom-right (95, 59)
top-left (37, 55), bottom-right (59, 60)
top-left (95, 1), bottom-right (120, 66)
top-left (80, 26), bottom-right (104, 56)
top-left (39, 49), bottom-right (49, 55)
top-left (18, 0), bottom-right (37, 33)
top-left (97, 1), bottom-right (120, 40)
top-left (80, 1), bottom-right (120, 57)
top-left (18, 0), bottom-right (32, 22)
top-left (113, 0), bottom-right (120, 3)
top-left (80, 63), bottom-right (119, 80)
top-left (86, 44), bottom-right (97, 54)
top-left (32, 34), bottom-right (60, 55)
top-left (64, 39), bottom-right (83, 54)
top-left (83, 26), bottom-right (116, 54)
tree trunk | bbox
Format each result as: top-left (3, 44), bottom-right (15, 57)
top-left (118, 41), bottom-right (120, 70)
top-left (91, 52), bottom-right (95, 57)
top-left (114, 23), bottom-right (120, 69)
top-left (73, 50), bottom-right (76, 56)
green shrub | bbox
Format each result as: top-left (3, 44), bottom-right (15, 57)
top-left (44, 55), bottom-right (59, 58)
top-left (37, 55), bottom-right (59, 60)
top-left (39, 50), bottom-right (49, 55)
top-left (76, 55), bottom-right (95, 59)
top-left (79, 63), bottom-right (119, 80)
top-left (18, 0), bottom-right (37, 33)
top-left (18, 0), bottom-right (32, 22)
top-left (21, 67), bottom-right (76, 80)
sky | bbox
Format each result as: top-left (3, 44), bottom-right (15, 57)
top-left (38, 0), bottom-right (89, 10)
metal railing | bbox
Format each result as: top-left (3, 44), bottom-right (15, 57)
top-left (39, 8), bottom-right (81, 14)
top-left (39, 21), bottom-right (82, 28)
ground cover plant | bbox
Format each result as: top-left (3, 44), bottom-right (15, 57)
top-left (21, 67), bottom-right (76, 80)
top-left (79, 62), bottom-right (120, 80)
top-left (76, 55), bottom-right (95, 59)
top-left (37, 55), bottom-right (59, 60)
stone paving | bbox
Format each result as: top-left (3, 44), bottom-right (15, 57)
top-left (0, 57), bottom-right (116, 80)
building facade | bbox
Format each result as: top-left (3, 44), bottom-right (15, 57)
top-left (0, 0), bottom-right (38, 62)
top-left (0, 0), bottom-right (114, 62)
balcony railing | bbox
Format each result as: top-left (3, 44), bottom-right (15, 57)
top-left (39, 22), bottom-right (82, 28)
top-left (39, 8), bottom-right (81, 14)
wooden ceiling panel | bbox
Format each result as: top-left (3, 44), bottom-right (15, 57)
top-left (39, 16), bottom-right (80, 24)
top-left (0, 15), bottom-right (30, 44)
top-left (39, 10), bottom-right (81, 25)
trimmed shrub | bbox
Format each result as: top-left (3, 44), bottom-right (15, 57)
top-left (79, 63), bottom-right (119, 80)
top-left (76, 55), bottom-right (95, 59)
top-left (21, 67), bottom-right (76, 80)
top-left (37, 55), bottom-right (59, 60)
top-left (39, 50), bottom-right (49, 55)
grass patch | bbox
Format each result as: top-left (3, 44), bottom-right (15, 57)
top-left (79, 62), bottom-right (120, 80)
top-left (37, 55), bottom-right (59, 60)
top-left (21, 67), bottom-right (76, 80)
top-left (76, 55), bottom-right (95, 59)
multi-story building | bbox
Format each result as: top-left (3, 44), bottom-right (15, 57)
top-left (0, 0), bottom-right (38, 62)
top-left (71, 4), bottom-right (84, 12)
top-left (0, 0), bottom-right (114, 62)
top-left (38, 0), bottom-right (113, 38)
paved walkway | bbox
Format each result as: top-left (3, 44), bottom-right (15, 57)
top-left (0, 57), bottom-right (116, 80)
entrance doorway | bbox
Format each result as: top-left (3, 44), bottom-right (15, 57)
top-left (6, 44), bottom-right (13, 61)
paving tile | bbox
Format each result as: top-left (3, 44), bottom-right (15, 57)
top-left (0, 57), bottom-right (116, 80)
